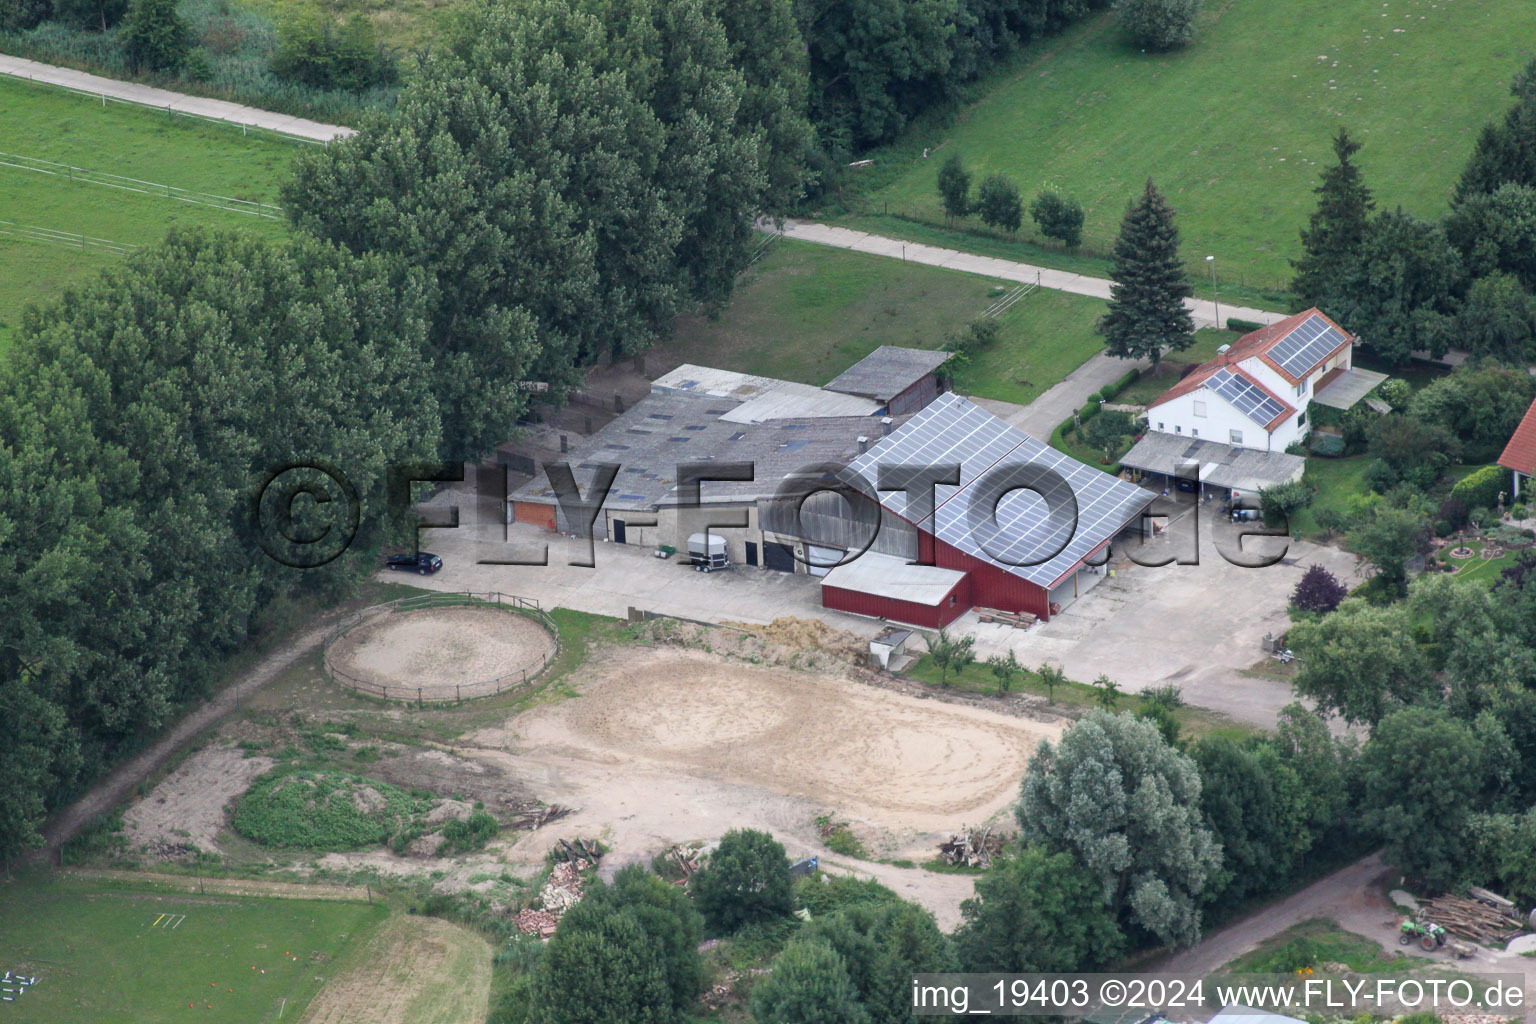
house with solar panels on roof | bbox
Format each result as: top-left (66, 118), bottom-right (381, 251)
top-left (1123, 308), bottom-right (1384, 501)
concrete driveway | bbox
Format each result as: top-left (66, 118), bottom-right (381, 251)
top-left (400, 487), bottom-right (1354, 731)
top-left (954, 501), bottom-right (1362, 729)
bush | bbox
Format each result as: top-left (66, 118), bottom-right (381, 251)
top-left (271, 11), bottom-right (397, 92)
top-left (1434, 520), bottom-right (1453, 539)
top-left (1114, 0), bottom-right (1200, 50)
top-left (1100, 370), bottom-right (1140, 401)
top-left (1377, 377), bottom-right (1413, 411)
top-left (692, 828), bottom-right (794, 933)
top-left (976, 173), bottom-right (1023, 234)
top-left (120, 0), bottom-right (189, 71)
top-left (438, 810), bottom-right (499, 855)
top-left (1291, 564), bottom-right (1348, 614)
top-left (1438, 497), bottom-right (1470, 530)
top-left (230, 769), bottom-right (433, 850)
top-left (1514, 503), bottom-right (1529, 520)
top-left (1077, 400), bottom-right (1100, 424)
top-left (1450, 464), bottom-right (1509, 513)
top-left (1029, 189), bottom-right (1085, 248)
top-left (1309, 433), bottom-right (1345, 457)
top-left (1225, 317), bottom-right (1264, 333)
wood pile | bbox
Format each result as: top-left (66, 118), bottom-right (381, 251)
top-left (938, 827), bottom-right (1004, 868)
top-left (661, 844), bottom-right (701, 883)
top-left (549, 837), bottom-right (602, 863)
top-left (510, 804), bottom-right (572, 830)
top-left (1420, 894), bottom-right (1523, 943)
top-left (976, 607), bottom-right (1036, 629)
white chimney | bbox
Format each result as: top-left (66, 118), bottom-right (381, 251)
top-left (857, 435), bottom-right (870, 454)
top-left (880, 416), bottom-right (893, 436)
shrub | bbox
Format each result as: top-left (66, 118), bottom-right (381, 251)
top-left (1030, 189), bottom-right (1085, 248)
top-left (438, 810), bottom-right (500, 855)
top-left (1309, 433), bottom-right (1345, 457)
top-left (1077, 400), bottom-right (1100, 424)
top-left (1099, 370), bottom-right (1140, 401)
top-left (1225, 317), bottom-right (1264, 333)
top-left (120, 0), bottom-right (189, 71)
top-left (1115, 0), bottom-right (1201, 50)
top-left (692, 829), bottom-right (794, 932)
top-left (1450, 464), bottom-right (1509, 513)
top-left (1376, 377), bottom-right (1413, 411)
top-left (271, 11), bottom-right (397, 92)
top-left (976, 173), bottom-right (1023, 234)
top-left (1434, 520), bottom-right (1453, 539)
top-left (230, 769), bottom-right (433, 850)
top-left (1291, 564), bottom-right (1348, 614)
top-left (1514, 503), bottom-right (1529, 520)
top-left (1438, 497), bottom-right (1470, 530)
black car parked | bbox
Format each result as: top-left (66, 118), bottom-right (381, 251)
top-left (385, 551), bottom-right (443, 575)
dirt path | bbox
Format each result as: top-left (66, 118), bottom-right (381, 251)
top-left (40, 615), bottom-right (340, 857)
top-left (58, 868), bottom-right (370, 901)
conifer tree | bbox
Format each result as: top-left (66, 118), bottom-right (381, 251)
top-left (1292, 128), bottom-right (1375, 305)
top-left (1102, 179), bottom-right (1194, 369)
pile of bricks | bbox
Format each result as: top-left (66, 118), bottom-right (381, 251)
top-left (512, 857), bottom-right (593, 938)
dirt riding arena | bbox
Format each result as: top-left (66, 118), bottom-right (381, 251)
top-left (470, 645), bottom-right (1061, 874)
top-left (326, 604), bottom-right (555, 700)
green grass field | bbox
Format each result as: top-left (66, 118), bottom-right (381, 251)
top-left (855, 0), bottom-right (1535, 290)
top-left (0, 873), bottom-right (386, 1023)
top-left (664, 238), bottom-right (1108, 406)
top-left (0, 77), bottom-right (303, 348)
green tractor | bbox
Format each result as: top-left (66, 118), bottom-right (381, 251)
top-left (1399, 918), bottom-right (1447, 951)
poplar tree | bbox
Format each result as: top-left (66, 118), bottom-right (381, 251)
top-left (1291, 128), bottom-right (1374, 305)
top-left (1101, 179), bottom-right (1194, 370)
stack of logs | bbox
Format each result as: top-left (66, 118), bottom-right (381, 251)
top-left (549, 837), bottom-right (602, 863)
top-left (662, 844), bottom-right (702, 884)
top-left (510, 804), bottom-right (572, 831)
top-left (976, 607), bottom-right (1037, 629)
top-left (1419, 894), bottom-right (1523, 944)
top-left (938, 827), bottom-right (1005, 869)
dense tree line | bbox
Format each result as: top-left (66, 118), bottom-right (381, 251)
top-left (0, 0), bottom-right (809, 861)
top-left (1297, 58), bottom-right (1536, 365)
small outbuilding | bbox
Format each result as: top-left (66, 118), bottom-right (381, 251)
top-left (820, 552), bottom-right (971, 629)
top-left (822, 346), bottom-right (952, 415)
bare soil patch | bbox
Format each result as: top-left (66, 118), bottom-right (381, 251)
top-left (298, 914), bottom-right (491, 1024)
top-left (123, 745), bottom-right (274, 854)
top-left (471, 645), bottom-right (1060, 865)
top-left (327, 605), bottom-right (553, 696)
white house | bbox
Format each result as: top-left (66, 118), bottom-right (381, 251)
top-left (1145, 308), bottom-right (1360, 452)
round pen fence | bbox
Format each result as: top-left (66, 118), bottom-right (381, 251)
top-left (322, 592), bottom-right (559, 702)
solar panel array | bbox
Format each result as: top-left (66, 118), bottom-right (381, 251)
top-left (1267, 314), bottom-right (1345, 378)
top-left (845, 393), bottom-right (1154, 587)
top-left (1207, 368), bottom-right (1288, 428)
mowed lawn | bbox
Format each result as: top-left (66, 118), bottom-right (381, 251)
top-left (863, 0), bottom-right (1534, 289)
top-left (0, 875), bottom-right (387, 1024)
top-left (0, 77), bottom-right (303, 348)
top-left (664, 238), bottom-right (1108, 406)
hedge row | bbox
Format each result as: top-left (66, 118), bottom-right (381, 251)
top-left (1450, 464), bottom-right (1509, 511)
top-left (1226, 318), bottom-right (1265, 334)
top-left (1089, 369), bottom-right (1142, 405)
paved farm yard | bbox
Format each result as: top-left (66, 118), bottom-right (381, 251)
top-left (864, 0), bottom-right (1535, 288)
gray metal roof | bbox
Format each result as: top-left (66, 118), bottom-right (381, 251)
top-left (819, 552), bottom-right (968, 606)
top-left (650, 364), bottom-right (781, 400)
top-left (842, 394), bottom-right (1154, 589)
top-left (719, 380), bottom-right (882, 422)
top-left (1120, 432), bottom-right (1305, 493)
top-left (823, 346), bottom-right (951, 401)
top-left (1312, 366), bottom-right (1388, 410)
top-left (510, 391), bottom-right (890, 510)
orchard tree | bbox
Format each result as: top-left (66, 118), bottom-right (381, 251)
top-left (1292, 128), bottom-right (1375, 305)
top-left (955, 846), bottom-right (1123, 973)
top-left (692, 829), bottom-right (793, 932)
top-left (1030, 189), bottom-right (1085, 248)
top-left (927, 628), bottom-right (976, 686)
top-left (1102, 180), bottom-right (1195, 370)
top-left (938, 154), bottom-right (972, 223)
top-left (1287, 598), bottom-right (1430, 725)
top-left (987, 650), bottom-right (1022, 694)
top-left (1290, 564), bottom-right (1347, 614)
top-left (976, 173), bottom-right (1023, 234)
top-left (1113, 0), bottom-right (1200, 51)
top-left (1017, 711), bottom-right (1221, 946)
top-left (1036, 662), bottom-right (1066, 703)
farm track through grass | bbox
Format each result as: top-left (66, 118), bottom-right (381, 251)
top-left (854, 0), bottom-right (1536, 289)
